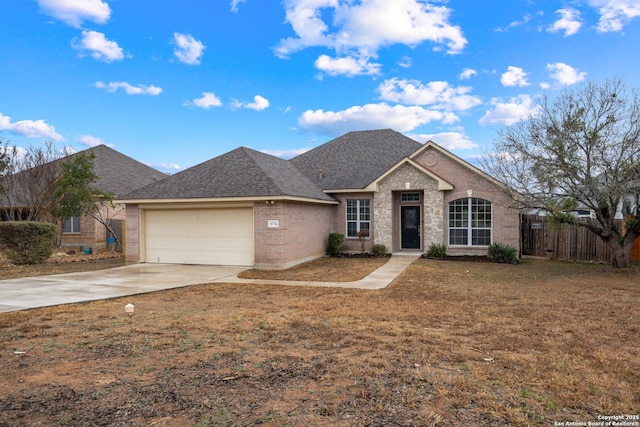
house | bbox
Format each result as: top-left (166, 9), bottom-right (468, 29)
top-left (1, 145), bottom-right (162, 251)
top-left (120, 129), bottom-right (520, 268)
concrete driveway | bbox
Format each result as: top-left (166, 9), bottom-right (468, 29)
top-left (0, 263), bottom-right (248, 313)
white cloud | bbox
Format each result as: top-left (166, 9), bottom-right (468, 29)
top-left (314, 54), bottom-right (381, 76)
top-left (172, 33), bottom-right (206, 65)
top-left (0, 112), bottom-right (64, 141)
top-left (230, 0), bottom-right (246, 12)
top-left (96, 81), bottom-right (163, 96)
top-left (186, 92), bottom-right (223, 109)
top-left (232, 95), bottom-right (270, 111)
top-left (459, 68), bottom-right (477, 80)
top-left (145, 162), bottom-right (181, 174)
top-left (378, 78), bottom-right (481, 111)
top-left (246, 95), bottom-right (270, 111)
top-left (73, 30), bottom-right (125, 62)
top-left (410, 131), bottom-right (478, 150)
top-left (495, 13), bottom-right (533, 32)
top-left (79, 134), bottom-right (112, 147)
top-left (37, 0), bottom-right (110, 28)
top-left (298, 103), bottom-right (458, 136)
top-left (479, 95), bottom-right (541, 126)
top-left (275, 0), bottom-right (467, 76)
top-left (261, 147), bottom-right (311, 159)
top-left (501, 66), bottom-right (531, 87)
top-left (547, 8), bottom-right (582, 36)
top-left (546, 62), bottom-right (587, 85)
top-left (588, 0), bottom-right (640, 32)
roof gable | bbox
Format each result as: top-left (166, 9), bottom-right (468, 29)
top-left (409, 141), bottom-right (505, 188)
top-left (290, 129), bottom-right (421, 190)
top-left (122, 147), bottom-right (335, 202)
top-left (364, 158), bottom-right (453, 191)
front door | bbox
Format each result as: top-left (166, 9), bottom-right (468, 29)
top-left (401, 206), bottom-right (421, 249)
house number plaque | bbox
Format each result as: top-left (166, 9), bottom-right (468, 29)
top-left (268, 220), bottom-right (280, 228)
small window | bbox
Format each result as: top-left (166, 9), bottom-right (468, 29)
top-left (63, 216), bottom-right (81, 234)
top-left (346, 199), bottom-right (370, 238)
top-left (401, 192), bottom-right (420, 202)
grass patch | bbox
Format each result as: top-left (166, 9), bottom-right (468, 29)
top-left (237, 256), bottom-right (388, 282)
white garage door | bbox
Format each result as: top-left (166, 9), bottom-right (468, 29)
top-left (144, 208), bottom-right (254, 266)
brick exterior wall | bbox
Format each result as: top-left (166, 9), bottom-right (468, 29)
top-left (413, 147), bottom-right (520, 255)
top-left (124, 204), bottom-right (140, 263)
top-left (330, 193), bottom-right (374, 253)
top-left (254, 201), bottom-right (335, 269)
top-left (60, 203), bottom-right (126, 252)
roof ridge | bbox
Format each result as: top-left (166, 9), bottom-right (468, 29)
top-left (240, 147), bottom-right (285, 195)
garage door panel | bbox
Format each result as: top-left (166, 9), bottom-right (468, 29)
top-left (144, 208), bottom-right (253, 266)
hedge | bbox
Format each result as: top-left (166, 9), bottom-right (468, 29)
top-left (0, 221), bottom-right (57, 265)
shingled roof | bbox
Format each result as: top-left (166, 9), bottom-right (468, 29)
top-left (0, 145), bottom-right (161, 205)
top-left (87, 145), bottom-right (162, 197)
top-left (122, 146), bottom-right (335, 202)
top-left (290, 129), bottom-right (422, 190)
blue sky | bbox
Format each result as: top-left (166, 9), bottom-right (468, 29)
top-left (1, 0), bottom-right (639, 173)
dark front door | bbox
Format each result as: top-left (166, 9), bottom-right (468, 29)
top-left (401, 206), bottom-right (421, 249)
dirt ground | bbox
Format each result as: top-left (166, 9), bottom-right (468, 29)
top-left (0, 250), bottom-right (125, 280)
top-left (0, 256), bottom-right (639, 426)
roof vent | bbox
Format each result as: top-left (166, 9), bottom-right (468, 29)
top-left (318, 169), bottom-right (323, 180)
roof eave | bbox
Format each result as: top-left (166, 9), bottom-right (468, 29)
top-left (117, 195), bottom-right (339, 205)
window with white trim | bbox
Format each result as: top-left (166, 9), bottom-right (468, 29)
top-left (448, 198), bottom-right (491, 246)
top-left (346, 199), bottom-right (370, 238)
top-left (63, 216), bottom-right (81, 234)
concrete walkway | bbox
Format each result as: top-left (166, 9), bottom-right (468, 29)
top-left (0, 254), bottom-right (420, 313)
top-left (213, 253), bottom-right (420, 289)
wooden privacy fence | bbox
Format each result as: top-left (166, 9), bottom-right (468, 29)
top-left (521, 215), bottom-right (614, 263)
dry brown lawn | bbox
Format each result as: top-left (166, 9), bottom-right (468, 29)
top-left (0, 256), bottom-right (639, 426)
top-left (0, 250), bottom-right (125, 280)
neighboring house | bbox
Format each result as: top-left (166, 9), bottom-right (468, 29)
top-left (120, 129), bottom-right (520, 268)
top-left (1, 145), bottom-right (162, 251)
top-left (525, 207), bottom-right (596, 219)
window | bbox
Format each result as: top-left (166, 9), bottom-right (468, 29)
top-left (448, 198), bottom-right (491, 246)
top-left (63, 216), bottom-right (81, 234)
top-left (346, 199), bottom-right (370, 237)
top-left (401, 192), bottom-right (420, 202)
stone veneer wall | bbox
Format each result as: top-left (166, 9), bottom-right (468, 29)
top-left (375, 163), bottom-right (442, 252)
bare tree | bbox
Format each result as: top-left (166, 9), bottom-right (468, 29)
top-left (88, 201), bottom-right (123, 251)
top-left (0, 141), bottom-right (62, 221)
top-left (483, 79), bottom-right (640, 268)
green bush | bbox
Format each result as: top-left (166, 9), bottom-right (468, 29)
top-left (327, 232), bottom-right (344, 256)
top-left (0, 221), bottom-right (57, 265)
top-left (426, 242), bottom-right (447, 259)
top-left (371, 244), bottom-right (387, 257)
top-left (487, 243), bottom-right (518, 264)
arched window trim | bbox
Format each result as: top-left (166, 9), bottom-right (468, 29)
top-left (448, 197), bottom-right (492, 246)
